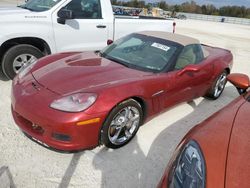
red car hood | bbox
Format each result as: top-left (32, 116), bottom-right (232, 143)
top-left (225, 94), bottom-right (250, 188)
top-left (32, 52), bottom-right (151, 95)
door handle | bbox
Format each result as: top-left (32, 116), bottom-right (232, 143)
top-left (96, 25), bottom-right (106, 29)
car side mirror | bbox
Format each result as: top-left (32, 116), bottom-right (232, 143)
top-left (227, 73), bottom-right (250, 95)
top-left (177, 64), bottom-right (199, 76)
top-left (57, 9), bottom-right (74, 25)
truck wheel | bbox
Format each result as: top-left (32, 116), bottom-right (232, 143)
top-left (205, 70), bottom-right (228, 100)
top-left (2, 44), bottom-right (44, 80)
top-left (101, 99), bottom-right (143, 149)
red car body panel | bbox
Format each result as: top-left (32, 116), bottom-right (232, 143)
top-left (158, 91), bottom-right (250, 188)
top-left (11, 43), bottom-right (233, 151)
top-left (226, 97), bottom-right (250, 188)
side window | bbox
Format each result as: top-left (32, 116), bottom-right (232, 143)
top-left (175, 44), bottom-right (204, 70)
top-left (193, 44), bottom-right (204, 63)
top-left (64, 0), bottom-right (102, 19)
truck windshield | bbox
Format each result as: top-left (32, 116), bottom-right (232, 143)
top-left (18, 0), bottom-right (62, 12)
top-left (101, 34), bottom-right (180, 73)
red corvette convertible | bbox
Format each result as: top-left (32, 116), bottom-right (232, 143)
top-left (11, 31), bottom-right (233, 151)
top-left (158, 73), bottom-right (250, 188)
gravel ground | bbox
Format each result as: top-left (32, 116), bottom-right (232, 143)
top-left (0, 11), bottom-right (250, 188)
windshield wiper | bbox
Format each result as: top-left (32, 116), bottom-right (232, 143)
top-left (105, 55), bottom-right (130, 68)
top-left (96, 51), bottom-right (103, 57)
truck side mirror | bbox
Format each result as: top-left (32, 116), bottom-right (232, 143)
top-left (57, 9), bottom-right (74, 25)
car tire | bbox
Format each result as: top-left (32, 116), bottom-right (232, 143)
top-left (2, 44), bottom-right (44, 80)
top-left (205, 70), bottom-right (228, 100)
top-left (101, 99), bottom-right (143, 149)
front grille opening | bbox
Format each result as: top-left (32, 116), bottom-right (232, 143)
top-left (31, 124), bottom-right (45, 135)
top-left (15, 112), bottom-right (44, 135)
top-left (16, 113), bottom-right (33, 127)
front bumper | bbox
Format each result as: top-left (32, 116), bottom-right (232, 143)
top-left (11, 75), bottom-right (107, 151)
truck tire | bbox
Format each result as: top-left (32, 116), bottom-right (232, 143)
top-left (2, 44), bottom-right (44, 80)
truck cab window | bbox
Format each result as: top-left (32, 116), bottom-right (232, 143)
top-left (65, 0), bottom-right (102, 19)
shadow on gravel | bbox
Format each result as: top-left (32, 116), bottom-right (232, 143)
top-left (0, 69), bottom-right (9, 81)
top-left (93, 136), bottom-right (146, 187)
top-left (92, 86), bottom-right (237, 188)
top-left (0, 166), bottom-right (16, 188)
top-left (58, 152), bottom-right (84, 188)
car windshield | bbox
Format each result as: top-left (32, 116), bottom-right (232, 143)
top-left (101, 34), bottom-right (179, 72)
top-left (18, 0), bottom-right (62, 12)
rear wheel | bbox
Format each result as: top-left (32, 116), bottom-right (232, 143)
top-left (2, 44), bottom-right (44, 80)
top-left (205, 70), bottom-right (228, 100)
top-left (101, 99), bottom-right (143, 149)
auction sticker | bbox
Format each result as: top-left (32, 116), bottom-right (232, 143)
top-left (151, 43), bottom-right (170, 52)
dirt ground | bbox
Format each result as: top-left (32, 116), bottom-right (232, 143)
top-left (0, 9), bottom-right (250, 188)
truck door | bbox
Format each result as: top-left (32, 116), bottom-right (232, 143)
top-left (52, 0), bottom-right (109, 52)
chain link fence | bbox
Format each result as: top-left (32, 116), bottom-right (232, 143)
top-left (178, 12), bottom-right (250, 25)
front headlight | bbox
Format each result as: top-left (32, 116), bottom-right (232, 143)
top-left (17, 60), bottom-right (37, 79)
top-left (50, 93), bottom-right (97, 112)
top-left (168, 140), bottom-right (206, 188)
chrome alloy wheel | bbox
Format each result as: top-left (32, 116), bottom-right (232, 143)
top-left (13, 54), bottom-right (37, 73)
top-left (214, 72), bottom-right (227, 98)
top-left (108, 106), bottom-right (140, 145)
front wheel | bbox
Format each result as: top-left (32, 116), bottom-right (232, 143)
top-left (101, 99), bottom-right (143, 149)
top-left (1, 44), bottom-right (44, 80)
top-left (205, 71), bottom-right (228, 100)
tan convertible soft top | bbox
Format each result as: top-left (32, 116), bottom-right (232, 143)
top-left (138, 31), bottom-right (200, 46)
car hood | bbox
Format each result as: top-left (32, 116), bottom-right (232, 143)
top-left (225, 95), bottom-right (250, 187)
top-left (32, 52), bottom-right (152, 95)
top-left (0, 6), bottom-right (48, 23)
top-left (181, 95), bottom-right (247, 188)
top-left (0, 6), bottom-right (29, 16)
top-left (0, 6), bottom-right (28, 13)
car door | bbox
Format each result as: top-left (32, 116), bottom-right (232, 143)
top-left (164, 44), bottom-right (213, 108)
top-left (52, 0), bottom-right (109, 52)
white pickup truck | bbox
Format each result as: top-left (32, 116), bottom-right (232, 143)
top-left (0, 0), bottom-right (174, 79)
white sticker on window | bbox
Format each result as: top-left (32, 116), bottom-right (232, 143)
top-left (151, 43), bottom-right (170, 52)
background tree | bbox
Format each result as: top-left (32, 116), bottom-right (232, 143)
top-left (111, 0), bottom-right (250, 18)
top-left (158, 1), bottom-right (168, 10)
